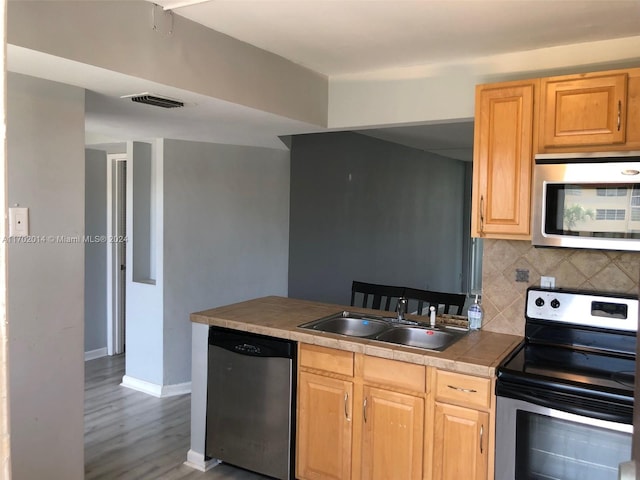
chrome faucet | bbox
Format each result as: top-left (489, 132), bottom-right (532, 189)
top-left (396, 297), bottom-right (408, 322)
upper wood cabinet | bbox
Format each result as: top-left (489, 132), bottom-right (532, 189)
top-left (471, 80), bottom-right (537, 239)
top-left (540, 72), bottom-right (628, 148)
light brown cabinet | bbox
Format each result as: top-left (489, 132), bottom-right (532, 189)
top-left (297, 345), bottom-right (427, 480)
top-left (296, 344), bottom-right (355, 480)
top-left (296, 344), bottom-right (495, 480)
top-left (360, 355), bottom-right (426, 480)
top-left (431, 370), bottom-right (493, 480)
top-left (432, 403), bottom-right (489, 480)
top-left (297, 371), bottom-right (354, 480)
top-left (471, 79), bottom-right (537, 239)
top-left (540, 72), bottom-right (627, 148)
top-left (360, 386), bottom-right (424, 480)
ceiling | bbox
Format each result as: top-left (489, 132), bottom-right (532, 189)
top-left (11, 1), bottom-right (640, 160)
top-left (155, 0), bottom-right (640, 77)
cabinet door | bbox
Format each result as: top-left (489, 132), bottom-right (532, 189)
top-left (360, 386), bottom-right (424, 480)
top-left (472, 81), bottom-right (535, 238)
top-left (297, 372), bottom-right (353, 480)
top-left (540, 73), bottom-right (627, 148)
top-left (432, 402), bottom-right (489, 480)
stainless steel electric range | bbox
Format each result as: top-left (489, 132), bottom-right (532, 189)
top-left (495, 287), bottom-right (637, 480)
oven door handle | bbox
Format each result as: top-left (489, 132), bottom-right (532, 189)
top-left (497, 385), bottom-right (632, 426)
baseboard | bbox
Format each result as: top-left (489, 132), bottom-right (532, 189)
top-left (120, 375), bottom-right (191, 398)
top-left (184, 450), bottom-right (220, 472)
top-left (84, 347), bottom-right (108, 361)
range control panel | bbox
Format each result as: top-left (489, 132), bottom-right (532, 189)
top-left (526, 287), bottom-right (638, 332)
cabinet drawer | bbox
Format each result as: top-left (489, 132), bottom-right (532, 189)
top-left (363, 355), bottom-right (426, 392)
top-left (299, 343), bottom-right (354, 377)
top-left (435, 370), bottom-right (491, 409)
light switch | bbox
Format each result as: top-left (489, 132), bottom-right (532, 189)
top-left (9, 207), bottom-right (29, 237)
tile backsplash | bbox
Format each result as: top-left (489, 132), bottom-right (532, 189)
top-left (481, 239), bottom-right (640, 335)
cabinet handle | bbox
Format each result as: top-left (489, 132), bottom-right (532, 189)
top-left (447, 384), bottom-right (477, 394)
top-left (479, 195), bottom-right (485, 235)
top-left (480, 424), bottom-right (484, 454)
top-left (344, 392), bottom-right (350, 421)
top-left (363, 397), bottom-right (368, 423)
top-left (617, 100), bottom-right (622, 131)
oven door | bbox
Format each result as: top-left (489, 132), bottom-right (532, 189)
top-left (495, 396), bottom-right (632, 480)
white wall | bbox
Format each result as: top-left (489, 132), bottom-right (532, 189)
top-left (328, 36), bottom-right (640, 128)
top-left (8, 1), bottom-right (328, 126)
top-left (162, 139), bottom-right (290, 385)
top-left (7, 73), bottom-right (85, 480)
top-left (125, 140), bottom-right (165, 388)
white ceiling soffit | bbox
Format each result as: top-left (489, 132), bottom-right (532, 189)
top-left (152, 0), bottom-right (640, 76)
top-left (8, 45), bottom-right (324, 150)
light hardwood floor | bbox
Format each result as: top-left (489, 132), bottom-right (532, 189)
top-left (85, 354), bottom-right (270, 480)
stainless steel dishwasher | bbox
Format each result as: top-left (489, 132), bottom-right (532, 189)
top-left (206, 326), bottom-right (296, 480)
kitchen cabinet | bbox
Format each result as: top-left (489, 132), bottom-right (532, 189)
top-left (540, 72), bottom-right (628, 148)
top-left (297, 345), bottom-right (427, 480)
top-left (297, 344), bottom-right (355, 480)
top-left (296, 344), bottom-right (497, 480)
top-left (431, 370), bottom-right (492, 480)
top-left (471, 79), bottom-right (537, 239)
top-left (297, 371), bottom-right (354, 480)
top-left (432, 403), bottom-right (488, 480)
top-left (360, 356), bottom-right (425, 480)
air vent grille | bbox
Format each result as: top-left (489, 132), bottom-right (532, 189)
top-left (128, 94), bottom-right (184, 109)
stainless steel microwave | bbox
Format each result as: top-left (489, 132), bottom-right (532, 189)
top-left (532, 151), bottom-right (640, 251)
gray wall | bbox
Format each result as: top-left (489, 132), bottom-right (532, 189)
top-left (289, 132), bottom-right (466, 306)
top-left (7, 73), bottom-right (85, 479)
top-left (85, 148), bottom-right (107, 353)
top-left (162, 139), bottom-right (290, 384)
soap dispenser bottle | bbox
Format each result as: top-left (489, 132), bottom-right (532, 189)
top-left (468, 294), bottom-right (483, 330)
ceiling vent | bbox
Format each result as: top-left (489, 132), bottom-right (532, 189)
top-left (122, 93), bottom-right (184, 109)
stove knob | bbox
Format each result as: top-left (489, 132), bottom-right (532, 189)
top-left (550, 299), bottom-right (560, 309)
top-left (535, 297), bottom-right (545, 307)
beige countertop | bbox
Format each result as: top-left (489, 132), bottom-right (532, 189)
top-left (191, 296), bottom-right (523, 378)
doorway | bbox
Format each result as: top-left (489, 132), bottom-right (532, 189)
top-left (107, 154), bottom-right (127, 355)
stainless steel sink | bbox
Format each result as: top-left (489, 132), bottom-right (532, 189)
top-left (299, 311), bottom-right (391, 337)
top-left (298, 311), bottom-right (468, 352)
top-left (374, 325), bottom-right (466, 352)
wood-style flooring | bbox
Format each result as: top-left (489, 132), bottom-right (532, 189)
top-left (85, 354), bottom-right (270, 480)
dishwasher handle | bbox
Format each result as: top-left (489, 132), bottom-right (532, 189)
top-left (209, 326), bottom-right (295, 358)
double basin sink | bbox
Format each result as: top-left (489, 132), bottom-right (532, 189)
top-left (298, 311), bottom-right (468, 352)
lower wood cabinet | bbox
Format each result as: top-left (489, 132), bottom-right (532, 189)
top-left (297, 371), bottom-right (353, 480)
top-left (432, 402), bottom-right (489, 480)
top-left (360, 386), bottom-right (424, 480)
top-left (431, 369), bottom-right (493, 480)
top-left (296, 343), bottom-right (494, 480)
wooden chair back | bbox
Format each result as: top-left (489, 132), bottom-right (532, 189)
top-left (350, 281), bottom-right (405, 312)
top-left (402, 287), bottom-right (466, 316)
